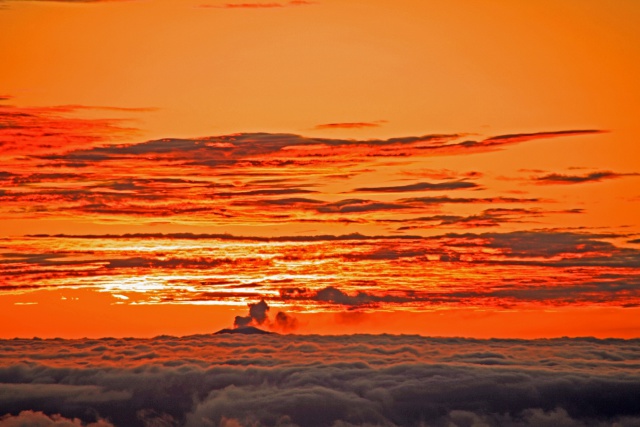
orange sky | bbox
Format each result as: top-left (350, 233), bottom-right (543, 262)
top-left (1, 0), bottom-right (640, 338)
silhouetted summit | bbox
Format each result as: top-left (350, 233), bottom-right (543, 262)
top-left (214, 326), bottom-right (274, 335)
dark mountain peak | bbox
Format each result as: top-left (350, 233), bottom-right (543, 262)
top-left (214, 326), bottom-right (275, 335)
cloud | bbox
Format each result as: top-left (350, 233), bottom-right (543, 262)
top-left (229, 194), bottom-right (551, 221)
top-left (400, 195), bottom-right (541, 205)
top-left (233, 299), bottom-right (298, 333)
top-left (456, 230), bottom-right (618, 258)
top-left (392, 208), bottom-right (582, 230)
top-left (34, 132), bottom-right (458, 166)
top-left (260, 197), bottom-right (325, 206)
top-left (314, 121), bottom-right (386, 130)
top-left (351, 180), bottom-right (479, 193)
top-left (200, 1), bottom-right (315, 9)
top-left (0, 103), bottom-right (139, 156)
top-left (26, 232), bottom-right (423, 242)
top-left (315, 199), bottom-right (411, 214)
top-left (234, 299), bottom-right (270, 327)
top-left (13, 230), bottom-right (640, 309)
top-left (401, 169), bottom-right (483, 180)
top-left (274, 272), bottom-right (640, 307)
top-left (274, 311), bottom-right (298, 333)
top-left (534, 171), bottom-right (639, 185)
top-left (483, 129), bottom-right (605, 144)
top-left (1, 0), bottom-right (133, 4)
top-left (431, 230), bottom-right (640, 268)
top-left (449, 276), bottom-right (640, 305)
top-left (1, 334), bottom-right (640, 426)
top-left (309, 286), bottom-right (413, 306)
top-left (0, 411), bottom-right (114, 427)
top-left (37, 129), bottom-right (601, 168)
top-left (216, 188), bottom-right (317, 197)
top-left (2, 125), bottom-right (600, 225)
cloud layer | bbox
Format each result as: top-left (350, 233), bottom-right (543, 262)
top-left (533, 171), bottom-right (639, 184)
top-left (3, 230), bottom-right (640, 310)
top-left (1, 107), bottom-right (605, 230)
top-left (2, 100), bottom-right (636, 338)
top-left (1, 334), bottom-right (640, 426)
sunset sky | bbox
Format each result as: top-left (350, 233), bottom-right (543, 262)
top-left (2, 0), bottom-right (640, 339)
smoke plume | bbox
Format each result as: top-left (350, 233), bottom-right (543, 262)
top-left (233, 299), bottom-right (298, 333)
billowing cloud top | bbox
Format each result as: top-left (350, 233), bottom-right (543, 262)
top-left (1, 334), bottom-right (640, 426)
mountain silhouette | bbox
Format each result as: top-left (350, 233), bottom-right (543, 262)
top-left (214, 326), bottom-right (275, 335)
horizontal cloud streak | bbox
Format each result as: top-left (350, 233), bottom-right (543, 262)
top-left (0, 103), bottom-right (139, 156)
top-left (1, 115), bottom-right (606, 228)
top-left (351, 180), bottom-right (479, 193)
top-left (484, 129), bottom-right (605, 143)
top-left (534, 170), bottom-right (639, 184)
top-left (36, 130), bottom-right (601, 166)
top-left (314, 121), bottom-right (385, 130)
top-left (6, 230), bottom-right (639, 309)
top-left (200, 0), bottom-right (314, 8)
top-left (25, 232), bottom-right (423, 241)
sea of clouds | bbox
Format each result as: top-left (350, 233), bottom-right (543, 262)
top-left (1, 333), bottom-right (640, 426)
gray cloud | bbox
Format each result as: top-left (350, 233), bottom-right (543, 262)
top-left (234, 299), bottom-right (270, 327)
top-left (1, 334), bottom-right (640, 426)
top-left (26, 232), bottom-right (424, 242)
top-left (314, 120), bottom-right (386, 130)
top-left (200, 1), bottom-right (315, 9)
top-left (233, 299), bottom-right (299, 333)
top-left (37, 130), bottom-right (602, 168)
top-left (392, 207), bottom-right (578, 230)
top-left (311, 286), bottom-right (413, 306)
top-left (315, 199), bottom-right (411, 214)
top-left (437, 230), bottom-right (618, 257)
top-left (534, 171), bottom-right (639, 185)
top-left (260, 197), bottom-right (325, 206)
top-left (401, 196), bottom-right (541, 205)
top-left (13, 230), bottom-right (640, 308)
top-left (484, 129), bottom-right (604, 143)
top-left (216, 188), bottom-right (317, 197)
top-left (351, 180), bottom-right (479, 193)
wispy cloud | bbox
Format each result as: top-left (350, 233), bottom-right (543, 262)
top-left (200, 0), bottom-right (315, 9)
top-left (400, 169), bottom-right (483, 180)
top-left (0, 102), bottom-right (142, 156)
top-left (2, 102), bottom-right (623, 315)
top-left (392, 208), bottom-right (582, 230)
top-left (314, 120), bottom-right (387, 130)
top-left (400, 196), bottom-right (542, 205)
top-left (351, 180), bottom-right (479, 193)
top-left (26, 232), bottom-right (424, 241)
top-left (484, 129), bottom-right (605, 144)
top-left (534, 170), bottom-right (639, 185)
top-left (1, 0), bottom-right (134, 3)
top-left (36, 129), bottom-right (601, 168)
top-left (315, 199), bottom-right (411, 214)
top-left (8, 229), bottom-right (640, 310)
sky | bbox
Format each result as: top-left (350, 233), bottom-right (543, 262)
top-left (2, 0), bottom-right (640, 339)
